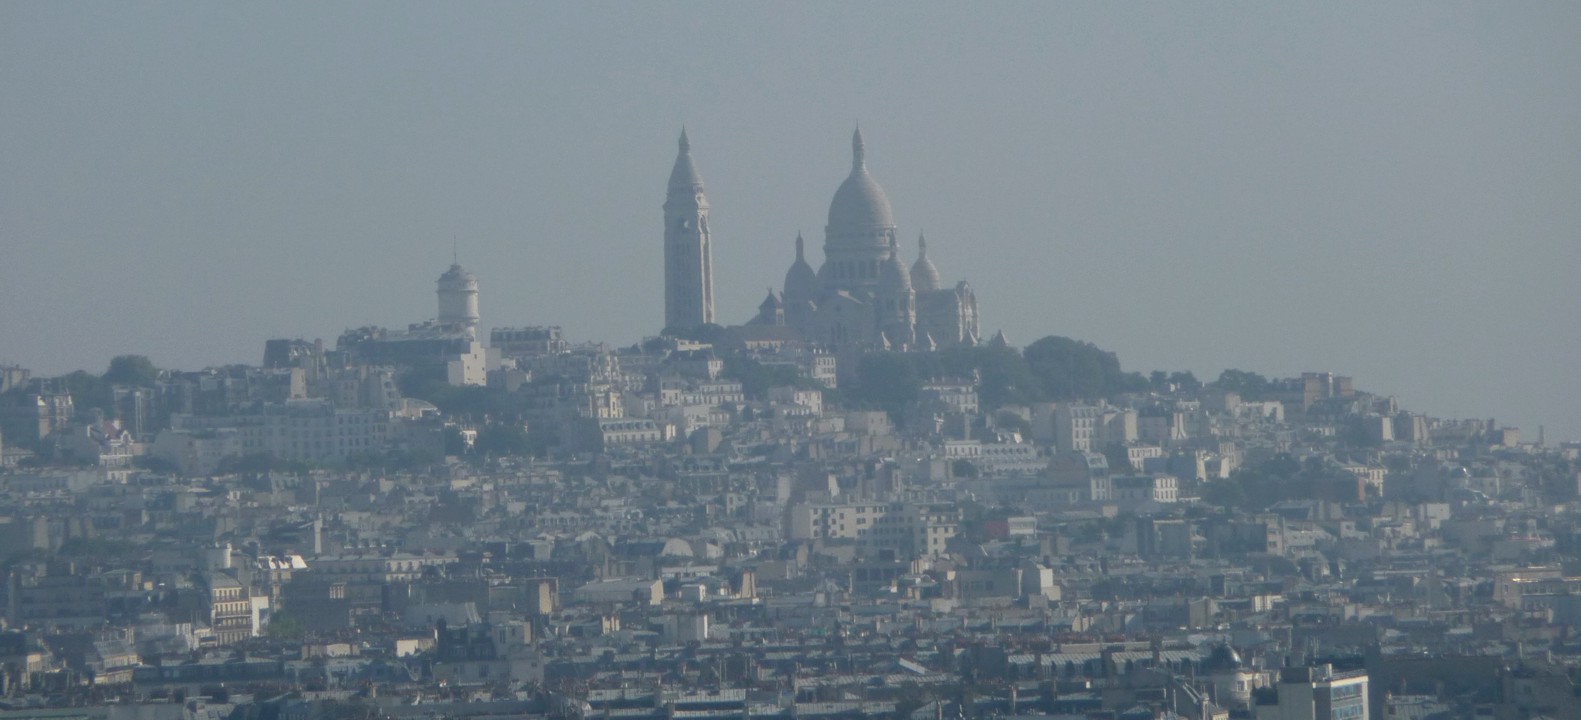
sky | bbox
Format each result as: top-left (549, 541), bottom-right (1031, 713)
top-left (2, 2), bottom-right (1579, 442)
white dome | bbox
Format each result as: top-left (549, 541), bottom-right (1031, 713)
top-left (826, 128), bottom-right (895, 235)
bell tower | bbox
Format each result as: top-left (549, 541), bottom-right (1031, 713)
top-left (663, 129), bottom-right (715, 331)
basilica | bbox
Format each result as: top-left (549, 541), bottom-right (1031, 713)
top-left (664, 128), bottom-right (980, 350)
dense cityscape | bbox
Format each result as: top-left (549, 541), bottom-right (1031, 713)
top-left (1, 129), bottom-right (1578, 720)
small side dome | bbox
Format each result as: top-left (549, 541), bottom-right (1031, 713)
top-left (878, 237), bottom-right (912, 292)
top-left (783, 233), bottom-right (819, 304)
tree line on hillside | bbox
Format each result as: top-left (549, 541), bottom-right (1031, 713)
top-left (0, 355), bottom-right (162, 426)
top-left (845, 336), bottom-right (1156, 418)
top-left (6, 338), bottom-right (1280, 467)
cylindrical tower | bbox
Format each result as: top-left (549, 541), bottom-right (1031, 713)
top-left (437, 263), bottom-right (480, 339)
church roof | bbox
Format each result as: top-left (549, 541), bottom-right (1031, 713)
top-left (826, 127), bottom-right (895, 232)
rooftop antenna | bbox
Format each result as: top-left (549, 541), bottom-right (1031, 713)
top-left (452, 238), bottom-right (459, 266)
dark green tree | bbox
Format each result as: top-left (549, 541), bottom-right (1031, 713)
top-left (104, 355), bottom-right (160, 387)
top-left (974, 345), bottom-right (1041, 407)
top-left (268, 612), bottom-right (306, 641)
top-left (721, 354), bottom-right (816, 400)
top-left (850, 352), bottom-right (921, 418)
top-left (61, 370), bottom-right (112, 414)
top-left (1212, 369), bottom-right (1272, 400)
top-left (1023, 336), bottom-right (1145, 400)
top-left (473, 423), bottom-right (532, 457)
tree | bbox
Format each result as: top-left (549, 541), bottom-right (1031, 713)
top-left (1023, 336), bottom-right (1146, 400)
top-left (62, 370), bottom-right (112, 414)
top-left (104, 355), bottom-right (160, 387)
top-left (974, 345), bottom-right (1041, 407)
top-left (721, 354), bottom-right (816, 400)
top-left (1201, 478), bottom-right (1247, 510)
top-left (1213, 369), bottom-right (1272, 400)
top-left (473, 422), bottom-right (532, 457)
top-left (267, 612), bottom-right (306, 641)
top-left (443, 426), bottom-right (469, 456)
top-left (850, 352), bottom-right (921, 418)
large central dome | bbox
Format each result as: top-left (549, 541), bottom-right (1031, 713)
top-left (826, 128), bottom-right (895, 234)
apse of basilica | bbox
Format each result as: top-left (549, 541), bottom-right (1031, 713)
top-left (665, 128), bottom-right (980, 350)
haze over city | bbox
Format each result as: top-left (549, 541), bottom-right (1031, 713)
top-left (2, 2), bottom-right (1578, 440)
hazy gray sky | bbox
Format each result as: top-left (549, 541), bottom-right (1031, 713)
top-left (3, 2), bottom-right (1579, 441)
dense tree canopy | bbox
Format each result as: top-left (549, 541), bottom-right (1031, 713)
top-left (1022, 336), bottom-right (1147, 401)
top-left (841, 335), bottom-right (1153, 418)
top-left (850, 352), bottom-right (922, 417)
top-left (721, 354), bottom-right (821, 400)
top-left (1212, 369), bottom-right (1274, 400)
top-left (104, 355), bottom-right (160, 387)
top-left (1200, 453), bottom-right (1363, 511)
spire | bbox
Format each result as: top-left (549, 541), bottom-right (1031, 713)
top-left (918, 231), bottom-right (927, 257)
top-left (667, 128), bottom-right (704, 192)
top-left (795, 231), bottom-right (805, 261)
top-left (852, 125), bottom-right (866, 170)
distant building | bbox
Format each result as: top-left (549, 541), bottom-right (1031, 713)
top-left (663, 130), bottom-right (715, 331)
top-left (336, 260), bottom-right (495, 385)
top-left (1271, 663), bottom-right (1368, 720)
top-left (491, 326), bottom-right (568, 357)
top-left (436, 262), bottom-right (480, 340)
top-left (676, 130), bottom-right (980, 348)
